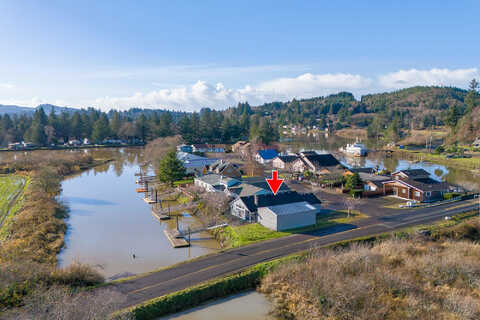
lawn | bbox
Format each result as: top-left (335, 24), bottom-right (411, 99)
top-left (222, 210), bottom-right (367, 248)
top-left (173, 179), bottom-right (194, 186)
top-left (0, 175), bottom-right (27, 229)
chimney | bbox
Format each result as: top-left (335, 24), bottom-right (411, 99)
top-left (254, 194), bottom-right (259, 206)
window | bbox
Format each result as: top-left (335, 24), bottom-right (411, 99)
top-left (414, 191), bottom-right (420, 197)
top-left (402, 188), bottom-right (406, 194)
top-left (425, 191), bottom-right (431, 197)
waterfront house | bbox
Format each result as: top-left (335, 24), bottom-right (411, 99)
top-left (194, 174), bottom-right (241, 192)
top-left (230, 191), bottom-right (321, 222)
top-left (382, 169), bottom-right (453, 202)
top-left (195, 174), bottom-right (289, 198)
top-left (8, 142), bottom-right (23, 150)
top-left (207, 144), bottom-right (226, 153)
top-left (258, 201), bottom-right (319, 231)
top-left (255, 149), bottom-right (278, 164)
top-left (192, 144), bottom-right (209, 153)
top-left (177, 152), bottom-right (218, 175)
top-left (68, 139), bottom-right (82, 146)
top-left (299, 152), bottom-right (342, 174)
top-left (272, 155), bottom-right (299, 170)
top-left (177, 144), bottom-right (193, 153)
top-left (207, 160), bottom-right (242, 178)
top-left (232, 141), bottom-right (248, 153)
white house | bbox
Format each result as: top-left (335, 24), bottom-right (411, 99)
top-left (255, 149), bottom-right (278, 164)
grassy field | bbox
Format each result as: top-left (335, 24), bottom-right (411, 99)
top-left (0, 175), bottom-right (27, 229)
top-left (398, 149), bottom-right (480, 170)
top-left (219, 210), bottom-right (367, 248)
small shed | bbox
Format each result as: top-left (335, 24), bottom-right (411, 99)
top-left (258, 201), bottom-right (319, 231)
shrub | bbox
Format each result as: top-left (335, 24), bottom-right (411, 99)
top-left (261, 238), bottom-right (480, 320)
top-left (443, 192), bottom-right (461, 200)
top-left (434, 145), bottom-right (445, 154)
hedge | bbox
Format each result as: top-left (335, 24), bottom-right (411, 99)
top-left (115, 255), bottom-right (301, 320)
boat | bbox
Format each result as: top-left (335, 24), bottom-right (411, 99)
top-left (340, 139), bottom-right (367, 157)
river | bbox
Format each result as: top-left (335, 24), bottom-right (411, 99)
top-left (157, 291), bottom-right (273, 320)
top-left (57, 148), bottom-right (220, 279)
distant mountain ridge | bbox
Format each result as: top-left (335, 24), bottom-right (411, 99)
top-left (0, 103), bottom-right (79, 115)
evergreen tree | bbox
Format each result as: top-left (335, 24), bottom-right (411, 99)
top-left (345, 172), bottom-right (362, 190)
top-left (446, 104), bottom-right (462, 129)
top-left (26, 123), bottom-right (47, 145)
top-left (135, 114), bottom-right (148, 141)
top-left (157, 150), bottom-right (186, 186)
top-left (91, 115), bottom-right (111, 142)
top-left (71, 112), bottom-right (84, 139)
top-left (110, 111), bottom-right (122, 138)
top-left (465, 79), bottom-right (479, 114)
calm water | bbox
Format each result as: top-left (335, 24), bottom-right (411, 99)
top-left (282, 135), bottom-right (480, 192)
top-left (58, 148), bottom-right (220, 279)
top-left (158, 291), bottom-right (273, 320)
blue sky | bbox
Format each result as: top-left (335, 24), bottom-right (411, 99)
top-left (0, 1), bottom-right (479, 111)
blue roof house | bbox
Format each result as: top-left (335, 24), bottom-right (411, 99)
top-left (255, 149), bottom-right (278, 164)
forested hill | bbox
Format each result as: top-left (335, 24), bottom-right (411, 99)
top-left (0, 85), bottom-right (478, 147)
top-left (248, 85), bottom-right (478, 142)
top-left (252, 86), bottom-right (470, 129)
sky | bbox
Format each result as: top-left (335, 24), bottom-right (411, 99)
top-left (0, 1), bottom-right (479, 111)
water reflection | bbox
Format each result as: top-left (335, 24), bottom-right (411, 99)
top-left (57, 148), bottom-right (220, 279)
top-left (158, 291), bottom-right (273, 320)
top-left (283, 136), bottom-right (480, 191)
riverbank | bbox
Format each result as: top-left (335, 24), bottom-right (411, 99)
top-left (0, 143), bottom-right (145, 153)
top-left (395, 149), bottom-right (480, 171)
top-left (0, 152), bottom-right (112, 310)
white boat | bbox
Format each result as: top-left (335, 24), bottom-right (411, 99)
top-left (340, 140), bottom-right (367, 157)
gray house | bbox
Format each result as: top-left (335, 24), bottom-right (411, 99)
top-left (230, 191), bottom-right (321, 222)
top-left (258, 201), bottom-right (319, 231)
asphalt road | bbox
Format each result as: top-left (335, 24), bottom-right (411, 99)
top-left (114, 199), bottom-right (479, 309)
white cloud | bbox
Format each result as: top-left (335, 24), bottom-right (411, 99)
top-left (0, 83), bottom-right (14, 89)
top-left (93, 72), bottom-right (373, 111)
top-left (379, 68), bottom-right (479, 88)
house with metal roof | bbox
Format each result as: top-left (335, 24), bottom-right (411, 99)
top-left (230, 190), bottom-right (321, 221)
top-left (255, 149), bottom-right (278, 164)
top-left (177, 152), bottom-right (218, 175)
top-left (258, 201), bottom-right (320, 231)
top-left (194, 174), bottom-right (290, 198)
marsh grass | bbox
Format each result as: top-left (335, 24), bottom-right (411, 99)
top-left (261, 219), bottom-right (480, 320)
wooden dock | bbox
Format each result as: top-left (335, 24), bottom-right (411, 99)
top-left (143, 197), bottom-right (157, 204)
top-left (152, 211), bottom-right (171, 221)
top-left (164, 229), bottom-right (190, 248)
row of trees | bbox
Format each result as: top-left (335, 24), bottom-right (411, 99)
top-left (0, 104), bottom-right (280, 147)
top-left (1, 81), bottom-right (478, 147)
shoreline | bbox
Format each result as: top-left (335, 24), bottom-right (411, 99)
top-left (0, 143), bottom-right (145, 153)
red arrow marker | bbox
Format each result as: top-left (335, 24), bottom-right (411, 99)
top-left (266, 170), bottom-right (284, 195)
